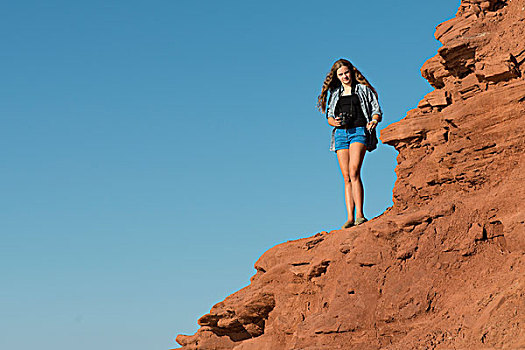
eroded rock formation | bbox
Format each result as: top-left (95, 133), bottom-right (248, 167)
top-left (175, 1), bottom-right (525, 348)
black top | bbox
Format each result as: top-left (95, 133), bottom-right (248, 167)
top-left (334, 94), bottom-right (367, 128)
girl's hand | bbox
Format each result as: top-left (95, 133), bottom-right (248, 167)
top-left (367, 119), bottom-right (378, 131)
top-left (328, 116), bottom-right (343, 127)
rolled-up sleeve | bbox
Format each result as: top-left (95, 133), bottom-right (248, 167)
top-left (326, 91), bottom-right (335, 119)
top-left (366, 86), bottom-right (382, 120)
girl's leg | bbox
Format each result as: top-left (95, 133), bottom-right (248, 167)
top-left (348, 142), bottom-right (367, 219)
top-left (336, 149), bottom-right (355, 222)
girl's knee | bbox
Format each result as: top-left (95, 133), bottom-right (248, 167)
top-left (341, 173), bottom-right (352, 184)
top-left (349, 170), bottom-right (360, 182)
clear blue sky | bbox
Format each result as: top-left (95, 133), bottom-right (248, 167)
top-left (1, 1), bottom-right (459, 349)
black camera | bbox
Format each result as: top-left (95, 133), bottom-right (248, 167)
top-left (336, 111), bottom-right (354, 127)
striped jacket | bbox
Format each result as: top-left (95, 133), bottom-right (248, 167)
top-left (326, 83), bottom-right (382, 152)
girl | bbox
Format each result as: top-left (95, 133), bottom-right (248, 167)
top-left (317, 59), bottom-right (382, 229)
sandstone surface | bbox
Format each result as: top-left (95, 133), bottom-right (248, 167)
top-left (175, 1), bottom-right (525, 348)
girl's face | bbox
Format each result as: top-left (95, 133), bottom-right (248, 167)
top-left (336, 65), bottom-right (352, 85)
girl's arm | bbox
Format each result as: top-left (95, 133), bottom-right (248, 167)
top-left (366, 86), bottom-right (382, 123)
top-left (327, 116), bottom-right (342, 127)
top-left (326, 89), bottom-right (343, 127)
top-left (326, 89), bottom-right (336, 119)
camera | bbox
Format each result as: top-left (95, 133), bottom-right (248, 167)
top-left (336, 111), bottom-right (354, 127)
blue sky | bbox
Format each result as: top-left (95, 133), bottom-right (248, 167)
top-left (1, 1), bottom-right (459, 349)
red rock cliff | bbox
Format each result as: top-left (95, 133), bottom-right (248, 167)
top-left (175, 1), bottom-right (525, 348)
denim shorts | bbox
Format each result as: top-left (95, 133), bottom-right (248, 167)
top-left (334, 127), bottom-right (367, 151)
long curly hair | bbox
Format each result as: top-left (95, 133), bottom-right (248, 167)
top-left (317, 58), bottom-right (378, 114)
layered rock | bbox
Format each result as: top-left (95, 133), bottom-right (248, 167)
top-left (175, 1), bottom-right (525, 348)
